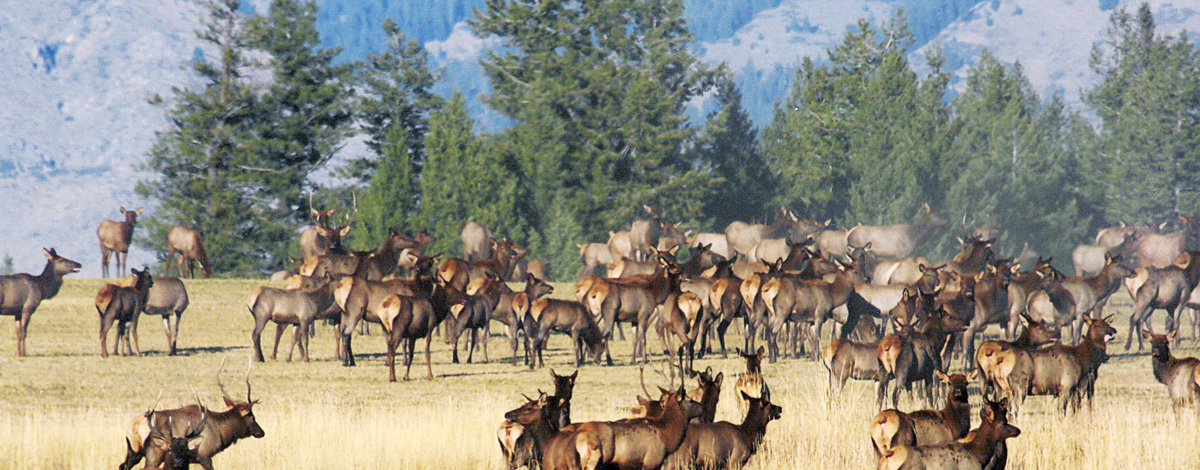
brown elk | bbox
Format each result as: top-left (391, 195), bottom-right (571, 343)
top-left (462, 221), bottom-right (494, 261)
top-left (0, 248), bottom-right (81, 356)
top-left (759, 258), bottom-right (867, 362)
top-left (97, 267), bottom-right (153, 357)
top-left (877, 398), bottom-right (1020, 470)
top-left (98, 207), bottom-right (142, 278)
top-left (608, 230), bottom-right (635, 261)
top-left (661, 390), bottom-right (782, 470)
top-left (119, 362), bottom-right (265, 470)
top-left (813, 225), bottom-right (850, 260)
top-left (586, 255), bottom-right (682, 365)
top-left (974, 314), bottom-right (1059, 402)
top-left (444, 274), bottom-right (493, 364)
top-left (99, 275), bottom-right (190, 356)
top-left (957, 264), bottom-right (1013, 371)
top-left (559, 389), bottom-right (690, 470)
top-left (937, 236), bottom-right (995, 276)
top-left (493, 273), bottom-right (555, 366)
top-left (141, 408), bottom-right (208, 470)
top-left (1123, 251), bottom-right (1200, 351)
top-left (724, 207), bottom-right (795, 257)
top-left (845, 204), bottom-right (948, 260)
top-left (734, 346), bottom-right (769, 412)
top-left (869, 371), bottom-right (975, 457)
top-left (498, 371), bottom-right (577, 470)
top-left (1094, 221), bottom-right (1161, 250)
top-left (1019, 315), bottom-right (1117, 414)
top-left (247, 274), bottom-right (337, 362)
top-left (579, 242), bottom-right (616, 277)
top-left (522, 289), bottom-right (607, 369)
top-left (378, 292), bottom-right (445, 381)
top-left (166, 225), bottom-right (212, 278)
top-left (1112, 214), bottom-right (1200, 269)
top-left (699, 256), bottom-right (745, 358)
top-left (821, 337), bottom-right (887, 405)
top-left (1026, 253), bottom-right (1131, 344)
top-left (631, 205), bottom-right (664, 262)
top-left (298, 194), bottom-right (356, 259)
top-left (879, 297), bottom-right (967, 407)
top-left (1145, 330), bottom-right (1200, 411)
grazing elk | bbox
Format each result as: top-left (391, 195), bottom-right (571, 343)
top-left (298, 194), bottom-right (356, 259)
top-left (877, 398), bottom-right (1020, 470)
top-left (845, 203), bottom-right (949, 260)
top-left (0, 248), bottom-right (81, 356)
top-left (166, 225), bottom-right (212, 278)
top-left (246, 274), bottom-right (337, 362)
top-left (522, 289), bottom-right (607, 369)
top-left (870, 371), bottom-right (975, 457)
top-left (661, 390), bottom-right (782, 470)
top-left (99, 275), bottom-right (190, 356)
top-left (98, 206), bottom-right (142, 278)
top-left (1123, 251), bottom-right (1200, 351)
top-left (142, 409), bottom-right (208, 470)
top-left (97, 267), bottom-right (153, 357)
top-left (1145, 330), bottom-right (1200, 411)
top-left (462, 221), bottom-right (494, 262)
top-left (119, 362), bottom-right (265, 470)
top-left (579, 242), bottom-right (616, 277)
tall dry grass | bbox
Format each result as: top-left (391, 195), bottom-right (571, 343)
top-left (0, 278), bottom-right (1197, 468)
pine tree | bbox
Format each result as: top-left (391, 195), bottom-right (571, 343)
top-left (694, 75), bottom-right (772, 229)
top-left (137, 0), bottom-right (260, 276)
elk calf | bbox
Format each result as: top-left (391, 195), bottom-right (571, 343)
top-left (97, 268), bottom-right (153, 357)
top-left (1145, 330), bottom-right (1200, 410)
top-left (522, 296), bottom-right (607, 368)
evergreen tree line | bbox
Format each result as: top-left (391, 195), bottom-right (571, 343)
top-left (140, 1), bottom-right (1200, 280)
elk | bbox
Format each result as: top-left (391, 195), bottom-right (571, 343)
top-left (443, 275), bottom-right (494, 364)
top-left (579, 242), bottom-right (616, 277)
top-left (1123, 251), bottom-right (1200, 351)
top-left (687, 232), bottom-right (733, 259)
top-left (586, 255), bottom-right (682, 365)
top-left (1145, 330), bottom-right (1200, 410)
top-left (630, 205), bottom-right (664, 262)
top-left (119, 361), bottom-right (265, 470)
top-left (937, 236), bottom-right (994, 276)
top-left (378, 292), bottom-right (446, 381)
top-left (99, 275), bottom-right (190, 356)
top-left (522, 289), bottom-right (607, 369)
top-left (821, 337), bottom-right (887, 405)
top-left (661, 390), bottom-right (782, 470)
top-left (336, 255), bottom-right (451, 369)
top-left (813, 225), bottom-right (850, 260)
top-left (1026, 253), bottom-right (1131, 344)
top-left (493, 273), bottom-right (555, 366)
top-left (974, 314), bottom-right (1059, 402)
top-left (879, 296), bottom-right (967, 408)
top-left (870, 371), bottom-right (975, 457)
top-left (759, 258), bottom-right (867, 362)
top-left (958, 264), bottom-right (1013, 371)
top-left (498, 371), bottom-right (577, 470)
top-left (354, 228), bottom-right (424, 280)
top-left (0, 248), bottom-right (81, 356)
top-left (166, 225), bottom-right (212, 278)
top-left (461, 221), bottom-right (494, 261)
top-left (1071, 244), bottom-right (1109, 277)
top-left (877, 398), bottom-right (1020, 470)
top-left (246, 274), bottom-right (337, 362)
top-left (734, 347), bottom-right (769, 412)
top-left (298, 194), bottom-right (356, 259)
top-left (845, 204), bottom-right (948, 260)
top-left (557, 389), bottom-right (690, 470)
top-left (1019, 315), bottom-right (1117, 414)
top-left (142, 409), bottom-right (208, 470)
top-left (98, 206), bottom-right (142, 278)
top-left (97, 267), bottom-right (154, 357)
top-left (1110, 214), bottom-right (1200, 269)
top-left (608, 230), bottom-right (635, 261)
top-left (703, 256), bottom-right (746, 358)
top-left (725, 207), bottom-right (800, 257)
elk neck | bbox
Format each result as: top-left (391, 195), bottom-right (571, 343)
top-left (37, 259), bottom-right (67, 300)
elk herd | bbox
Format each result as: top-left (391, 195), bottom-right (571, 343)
top-left (7, 201), bottom-right (1200, 468)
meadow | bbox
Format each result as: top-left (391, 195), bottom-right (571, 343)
top-left (0, 277), bottom-right (1198, 469)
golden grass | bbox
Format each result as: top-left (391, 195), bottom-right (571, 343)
top-left (0, 278), bottom-right (1198, 469)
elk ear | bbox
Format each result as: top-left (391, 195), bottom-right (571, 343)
top-left (739, 390), bottom-right (753, 402)
top-left (1103, 314), bottom-right (1115, 324)
top-left (135, 208), bottom-right (144, 215)
top-left (338, 225), bottom-right (352, 236)
top-left (715, 372), bottom-right (723, 384)
top-left (935, 370), bottom-right (950, 384)
top-left (119, 206), bottom-right (127, 214)
top-left (1168, 329), bottom-right (1179, 341)
top-left (43, 248), bottom-right (53, 259)
top-left (569, 370), bottom-right (578, 380)
top-left (223, 396), bottom-right (237, 408)
top-left (1142, 330), bottom-right (1153, 340)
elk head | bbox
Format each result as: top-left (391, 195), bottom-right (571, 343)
top-left (119, 206), bottom-right (144, 227)
top-left (216, 359), bottom-right (265, 439)
top-left (549, 369), bottom-right (577, 400)
top-left (45, 248), bottom-right (82, 276)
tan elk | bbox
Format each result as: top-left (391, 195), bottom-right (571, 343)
top-left (1019, 315), bottom-right (1117, 414)
top-left (974, 314), bottom-right (1059, 402)
top-left (630, 205), bottom-right (664, 262)
top-left (734, 347), bottom-right (770, 412)
top-left (1123, 251), bottom-right (1200, 351)
top-left (98, 206), bottom-right (142, 278)
top-left (1025, 254), bottom-right (1131, 344)
top-left (1145, 330), bottom-right (1200, 411)
top-left (462, 221), bottom-right (493, 261)
top-left (246, 274), bottom-right (338, 362)
top-left (97, 267), bottom-right (153, 357)
top-left (661, 390), bottom-right (782, 470)
top-left (166, 225), bottom-right (212, 278)
top-left (876, 398), bottom-right (1020, 470)
top-left (845, 203), bottom-right (948, 260)
top-left (870, 371), bottom-right (975, 457)
top-left (1112, 214), bottom-right (1200, 269)
top-left (586, 255), bottom-right (682, 364)
top-left (578, 242), bottom-right (616, 277)
top-left (0, 248), bottom-right (80, 356)
top-left (298, 194), bottom-right (356, 259)
top-left (521, 285), bottom-right (607, 369)
top-left (119, 361), bottom-right (265, 470)
top-left (687, 232), bottom-right (733, 259)
top-left (725, 207), bottom-right (799, 258)
top-left (99, 275), bottom-right (190, 356)
top-left (821, 337), bottom-right (887, 405)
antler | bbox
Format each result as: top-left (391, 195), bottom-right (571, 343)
top-left (639, 364), bottom-right (653, 399)
top-left (343, 192), bottom-right (358, 228)
top-left (245, 356), bottom-right (254, 403)
top-left (216, 356), bottom-right (235, 403)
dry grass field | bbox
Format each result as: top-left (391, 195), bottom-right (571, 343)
top-left (1, 277), bottom-right (1199, 469)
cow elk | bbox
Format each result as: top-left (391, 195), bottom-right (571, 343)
top-left (662, 390), bottom-right (782, 470)
top-left (462, 221), bottom-right (493, 262)
top-left (1020, 315), bottom-right (1117, 414)
top-left (870, 371), bottom-right (975, 457)
top-left (98, 207), bottom-right (142, 278)
top-left (578, 242), bottom-right (616, 277)
top-left (974, 314), bottom-right (1059, 403)
top-left (1025, 253), bottom-right (1131, 344)
top-left (166, 225), bottom-right (212, 278)
top-left (734, 347), bottom-right (769, 412)
top-left (522, 287), bottom-right (607, 369)
top-left (845, 203), bottom-right (949, 260)
top-left (97, 267), bottom-right (153, 357)
top-left (725, 207), bottom-right (801, 258)
top-left (0, 248), bottom-right (81, 356)
top-left (631, 205), bottom-right (664, 262)
top-left (876, 398), bottom-right (1020, 470)
top-left (99, 275), bottom-right (190, 356)
top-left (247, 274), bottom-right (337, 362)
top-left (1145, 330), bottom-right (1200, 411)
top-left (1124, 251), bottom-right (1200, 351)
top-left (821, 337), bottom-right (886, 405)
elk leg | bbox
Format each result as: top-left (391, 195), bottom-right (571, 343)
top-left (1127, 300), bottom-right (1151, 351)
top-left (99, 315), bottom-right (113, 358)
top-left (272, 322), bottom-right (287, 361)
top-left (424, 332), bottom-right (434, 379)
top-left (252, 316), bottom-right (269, 363)
top-left (161, 315), bottom-right (175, 356)
top-left (962, 320), bottom-right (981, 371)
top-left (466, 328), bottom-right (476, 364)
top-left (16, 310), bottom-right (32, 358)
top-left (481, 322), bottom-right (490, 363)
top-left (386, 332), bottom-right (398, 382)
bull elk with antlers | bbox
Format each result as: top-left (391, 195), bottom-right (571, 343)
top-left (299, 193), bottom-right (356, 259)
top-left (0, 248), bottom-right (80, 356)
top-left (98, 206), bottom-right (142, 278)
top-left (120, 360), bottom-right (265, 470)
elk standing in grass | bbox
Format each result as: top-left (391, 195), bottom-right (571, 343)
top-left (522, 287), bottom-right (607, 369)
top-left (97, 267), bottom-right (153, 357)
top-left (98, 207), bottom-right (142, 278)
top-left (579, 242), bottom-right (616, 277)
top-left (1020, 315), bottom-right (1117, 414)
top-left (246, 274), bottom-right (337, 362)
top-left (1122, 251), bottom-right (1200, 351)
top-left (631, 205), bottom-right (663, 262)
top-left (1025, 253), bottom-right (1131, 344)
top-left (166, 225), bottom-right (212, 278)
top-left (119, 362), bottom-right (265, 470)
top-left (1145, 330), bottom-right (1200, 411)
top-left (0, 248), bottom-right (81, 356)
top-left (99, 275), bottom-right (191, 356)
top-left (876, 398), bottom-right (1020, 470)
top-left (299, 194), bottom-right (356, 259)
top-left (734, 347), bottom-right (769, 412)
top-left (662, 390), bottom-right (783, 470)
top-left (870, 371), bottom-right (975, 457)
top-left (974, 314), bottom-right (1058, 401)
top-left (725, 207), bottom-right (798, 258)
